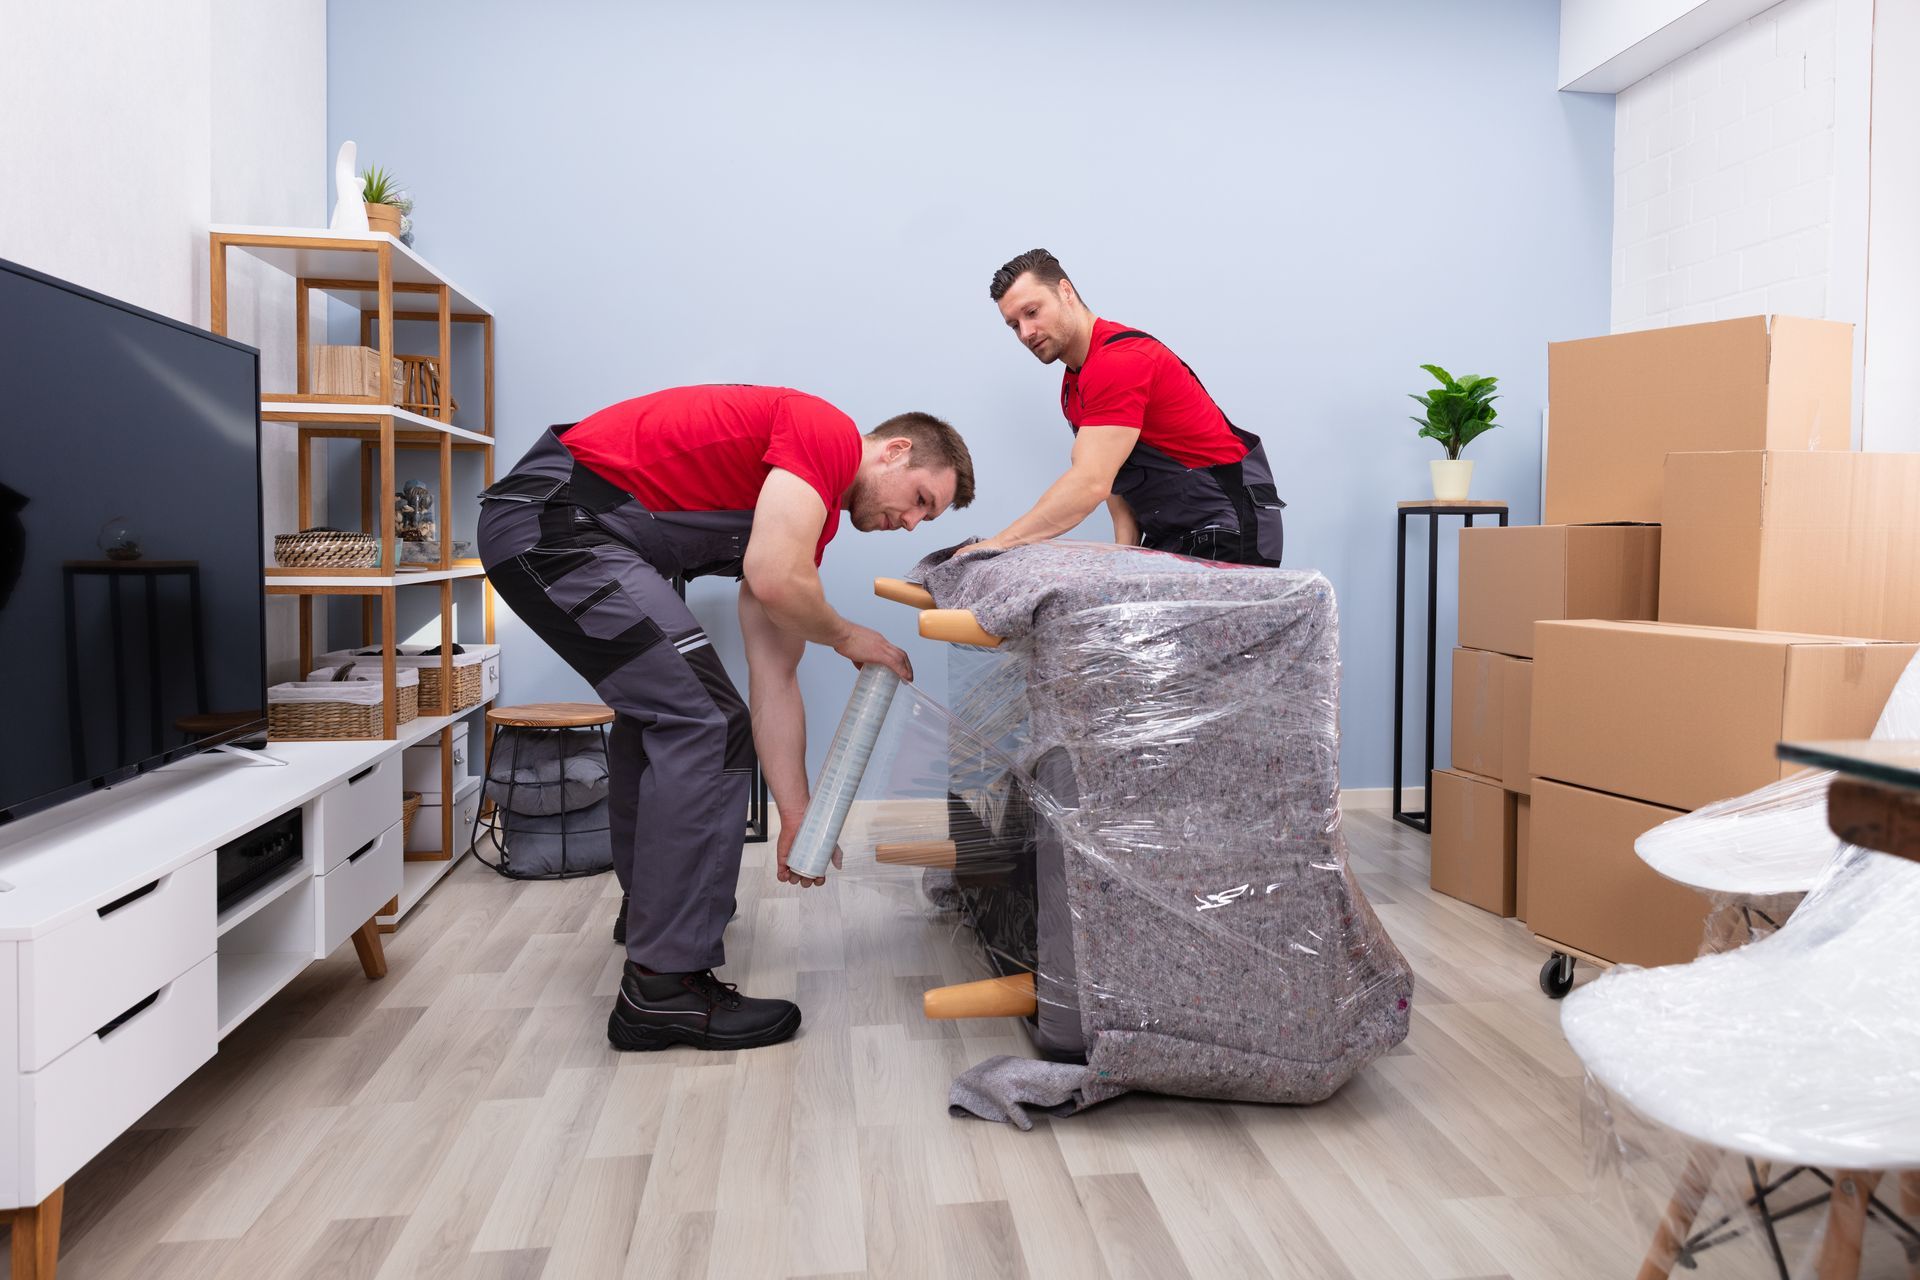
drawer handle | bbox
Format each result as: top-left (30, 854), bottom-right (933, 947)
top-left (347, 837), bottom-right (379, 864)
top-left (348, 765), bottom-right (377, 785)
top-left (98, 989), bottom-right (160, 1039)
top-left (98, 879), bottom-right (161, 918)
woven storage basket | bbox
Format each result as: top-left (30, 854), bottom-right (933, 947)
top-left (420, 662), bottom-right (484, 712)
top-left (270, 668), bottom-right (418, 739)
top-left (275, 529), bottom-right (379, 569)
top-left (401, 791), bottom-right (423, 843)
top-left (305, 663), bottom-right (420, 725)
top-left (316, 645), bottom-right (496, 713)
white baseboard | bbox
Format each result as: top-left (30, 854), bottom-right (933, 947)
top-left (1341, 786), bottom-right (1424, 812)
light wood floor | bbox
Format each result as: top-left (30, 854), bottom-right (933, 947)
top-left (15, 811), bottom-right (1769, 1279)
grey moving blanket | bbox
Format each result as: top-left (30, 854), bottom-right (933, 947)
top-left (912, 542), bottom-right (1414, 1118)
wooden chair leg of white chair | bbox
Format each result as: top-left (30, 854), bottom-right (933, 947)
top-left (1814, 1169), bottom-right (1883, 1280)
top-left (1638, 1146), bottom-right (1716, 1280)
top-left (923, 973), bottom-right (1037, 1019)
top-left (876, 839), bottom-right (957, 869)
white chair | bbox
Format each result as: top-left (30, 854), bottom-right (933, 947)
top-left (1564, 841), bottom-right (1920, 1278)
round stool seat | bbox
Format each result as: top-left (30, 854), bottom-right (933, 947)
top-left (487, 702), bottom-right (614, 729)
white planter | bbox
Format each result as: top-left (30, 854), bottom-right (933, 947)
top-left (1430, 458), bottom-right (1474, 501)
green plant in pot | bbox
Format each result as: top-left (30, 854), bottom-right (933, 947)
top-left (1409, 364), bottom-right (1499, 501)
top-left (359, 165), bottom-right (407, 240)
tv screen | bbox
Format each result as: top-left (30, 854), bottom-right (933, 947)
top-left (0, 258), bottom-right (265, 824)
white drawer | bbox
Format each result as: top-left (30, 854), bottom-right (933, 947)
top-left (318, 753), bottom-right (401, 873)
top-left (18, 855), bottom-right (215, 1072)
top-left (406, 785), bottom-right (481, 855)
top-left (480, 652), bottom-right (501, 705)
top-left (403, 722), bottom-right (469, 794)
top-left (20, 953), bottom-right (216, 1204)
top-left (317, 821), bottom-right (402, 953)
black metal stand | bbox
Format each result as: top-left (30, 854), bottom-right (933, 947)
top-left (1392, 501), bottom-right (1508, 832)
top-left (669, 574), bottom-right (771, 844)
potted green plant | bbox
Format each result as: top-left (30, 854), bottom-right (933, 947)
top-left (1409, 364), bottom-right (1500, 500)
top-left (359, 165), bottom-right (406, 239)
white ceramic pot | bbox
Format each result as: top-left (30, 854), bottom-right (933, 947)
top-left (1430, 458), bottom-right (1474, 501)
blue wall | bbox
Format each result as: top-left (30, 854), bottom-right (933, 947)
top-left (328, 0), bottom-right (1612, 787)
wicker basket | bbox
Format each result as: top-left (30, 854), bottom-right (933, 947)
top-left (269, 669), bottom-right (419, 739)
top-left (275, 529), bottom-right (379, 569)
top-left (419, 663), bottom-right (484, 712)
top-left (401, 791), bottom-right (423, 843)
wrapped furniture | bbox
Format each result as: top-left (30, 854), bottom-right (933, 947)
top-left (848, 542), bottom-right (1413, 1118)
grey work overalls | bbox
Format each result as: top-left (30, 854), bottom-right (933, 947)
top-left (1078, 329), bottom-right (1286, 567)
top-left (477, 427), bottom-right (757, 972)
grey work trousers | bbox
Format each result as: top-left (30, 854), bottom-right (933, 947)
top-left (477, 497), bottom-right (752, 972)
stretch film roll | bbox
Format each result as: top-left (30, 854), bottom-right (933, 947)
top-left (786, 664), bottom-right (901, 879)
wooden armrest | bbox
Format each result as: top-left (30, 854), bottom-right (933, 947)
top-left (923, 972), bottom-right (1037, 1019)
top-left (874, 577), bottom-right (935, 609)
top-left (919, 609), bottom-right (1002, 648)
top-left (876, 839), bottom-right (957, 868)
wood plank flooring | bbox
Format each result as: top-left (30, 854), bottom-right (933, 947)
top-left (9, 812), bottom-right (1800, 1278)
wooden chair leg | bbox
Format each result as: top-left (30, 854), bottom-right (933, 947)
top-left (1815, 1169), bottom-right (1883, 1280)
top-left (351, 917), bottom-right (389, 980)
top-left (1638, 1146), bottom-right (1716, 1280)
top-left (1902, 1172), bottom-right (1920, 1280)
top-left (923, 973), bottom-right (1037, 1019)
top-left (7, 1184), bottom-right (65, 1280)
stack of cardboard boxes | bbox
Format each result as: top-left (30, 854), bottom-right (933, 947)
top-left (1430, 315), bottom-right (1920, 968)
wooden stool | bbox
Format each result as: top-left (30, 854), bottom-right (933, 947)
top-left (473, 703), bottom-right (616, 881)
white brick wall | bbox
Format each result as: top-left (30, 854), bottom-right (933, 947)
top-left (1611, 0), bottom-right (1839, 331)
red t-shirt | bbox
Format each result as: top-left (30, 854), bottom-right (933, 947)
top-left (561, 385), bottom-right (861, 564)
top-left (1061, 317), bottom-right (1248, 467)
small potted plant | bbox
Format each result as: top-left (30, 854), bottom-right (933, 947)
top-left (1409, 364), bottom-right (1500, 501)
top-left (360, 165), bottom-right (407, 240)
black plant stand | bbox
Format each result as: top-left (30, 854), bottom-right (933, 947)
top-left (1392, 500), bottom-right (1509, 832)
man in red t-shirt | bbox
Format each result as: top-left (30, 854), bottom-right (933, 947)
top-left (479, 386), bottom-right (975, 1051)
top-left (969, 248), bottom-right (1284, 566)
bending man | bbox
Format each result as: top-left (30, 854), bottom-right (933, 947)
top-left (479, 386), bottom-right (974, 1051)
top-left (973, 248), bottom-right (1283, 565)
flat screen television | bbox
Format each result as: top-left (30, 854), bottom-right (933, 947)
top-left (0, 257), bottom-right (265, 825)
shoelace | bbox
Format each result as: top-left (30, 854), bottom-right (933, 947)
top-left (681, 970), bottom-right (743, 1010)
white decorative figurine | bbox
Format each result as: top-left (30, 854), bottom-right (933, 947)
top-left (329, 141), bottom-right (370, 233)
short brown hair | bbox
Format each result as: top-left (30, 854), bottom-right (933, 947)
top-left (989, 248), bottom-right (1074, 303)
top-left (870, 412), bottom-right (975, 509)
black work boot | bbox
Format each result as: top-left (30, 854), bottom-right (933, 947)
top-left (612, 893), bottom-right (629, 946)
top-left (607, 963), bottom-right (800, 1052)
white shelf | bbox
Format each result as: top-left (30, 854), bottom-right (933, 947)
top-left (379, 846), bottom-right (470, 926)
top-left (260, 401), bottom-right (492, 446)
top-left (396, 698), bottom-right (496, 749)
top-left (209, 224), bottom-right (490, 315)
top-left (216, 951), bottom-right (312, 1039)
top-left (265, 564), bottom-right (487, 589)
top-left (215, 863), bottom-right (311, 937)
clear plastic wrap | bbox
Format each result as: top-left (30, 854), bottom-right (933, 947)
top-left (1566, 835), bottom-right (1920, 1276)
top-left (824, 541), bottom-right (1414, 1120)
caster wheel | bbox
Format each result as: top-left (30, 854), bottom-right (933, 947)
top-left (1539, 952), bottom-right (1575, 999)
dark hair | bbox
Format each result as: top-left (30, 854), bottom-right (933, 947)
top-left (869, 412), bottom-right (975, 509)
top-left (989, 248), bottom-right (1075, 303)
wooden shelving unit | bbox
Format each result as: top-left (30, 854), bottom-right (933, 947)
top-left (210, 225), bottom-right (500, 927)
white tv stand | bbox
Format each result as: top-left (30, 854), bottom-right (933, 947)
top-left (0, 738), bottom-right (408, 1278)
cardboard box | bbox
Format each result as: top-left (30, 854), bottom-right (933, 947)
top-left (1660, 450), bottom-right (1920, 642)
top-left (1532, 620), bottom-right (1917, 812)
top-left (1429, 768), bottom-right (1516, 917)
top-left (1514, 794), bottom-right (1531, 922)
top-left (1546, 315), bottom-right (1853, 525)
top-left (1459, 525), bottom-right (1662, 658)
top-left (1529, 780), bottom-right (1705, 968)
top-left (1503, 659), bottom-right (1534, 794)
top-left (1450, 648), bottom-right (1506, 779)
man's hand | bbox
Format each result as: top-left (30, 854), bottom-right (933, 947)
top-left (776, 806), bottom-right (842, 888)
top-left (950, 539), bottom-right (1003, 560)
top-left (832, 623), bottom-right (913, 682)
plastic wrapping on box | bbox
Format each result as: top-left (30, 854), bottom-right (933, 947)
top-left (1566, 839), bottom-right (1920, 1275)
top-left (829, 541), bottom-right (1413, 1116)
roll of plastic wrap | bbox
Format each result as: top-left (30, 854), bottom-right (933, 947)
top-left (786, 664), bottom-right (900, 879)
